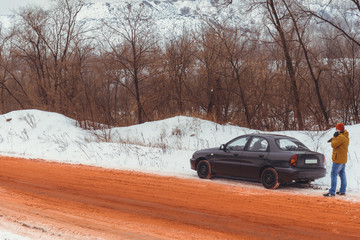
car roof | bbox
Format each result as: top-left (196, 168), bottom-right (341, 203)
top-left (248, 133), bottom-right (297, 140)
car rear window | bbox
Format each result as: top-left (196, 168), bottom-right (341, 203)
top-left (275, 138), bottom-right (309, 151)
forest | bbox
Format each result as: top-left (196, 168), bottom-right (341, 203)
top-left (0, 0), bottom-right (359, 131)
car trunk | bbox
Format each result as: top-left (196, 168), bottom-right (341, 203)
top-left (295, 153), bottom-right (324, 168)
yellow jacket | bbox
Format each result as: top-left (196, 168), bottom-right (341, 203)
top-left (331, 130), bottom-right (349, 164)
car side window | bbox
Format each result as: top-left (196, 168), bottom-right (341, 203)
top-left (227, 136), bottom-right (250, 151)
top-left (248, 137), bottom-right (269, 152)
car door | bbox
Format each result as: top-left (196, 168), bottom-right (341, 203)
top-left (213, 136), bottom-right (250, 177)
top-left (239, 137), bottom-right (270, 180)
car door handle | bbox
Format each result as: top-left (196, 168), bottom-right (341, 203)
top-left (234, 153), bottom-right (239, 157)
top-left (259, 155), bottom-right (265, 158)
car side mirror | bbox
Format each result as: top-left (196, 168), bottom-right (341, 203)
top-left (220, 144), bottom-right (226, 151)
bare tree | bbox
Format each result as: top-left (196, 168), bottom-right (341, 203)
top-left (302, 0), bottom-right (360, 47)
top-left (102, 3), bottom-right (159, 124)
top-left (264, 0), bottom-right (304, 129)
top-left (192, 24), bottom-right (225, 123)
top-left (0, 25), bottom-right (34, 112)
top-left (329, 36), bottom-right (360, 124)
top-left (300, 0), bottom-right (360, 124)
top-left (282, 1), bottom-right (330, 129)
top-left (199, 17), bottom-right (268, 127)
top-left (164, 28), bottom-right (196, 115)
top-left (13, 0), bottom-right (86, 114)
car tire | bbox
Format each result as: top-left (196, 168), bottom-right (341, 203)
top-left (197, 160), bottom-right (212, 179)
top-left (261, 167), bottom-right (280, 189)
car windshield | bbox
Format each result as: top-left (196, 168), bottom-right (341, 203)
top-left (275, 138), bottom-right (309, 151)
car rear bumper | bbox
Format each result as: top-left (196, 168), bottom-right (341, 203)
top-left (277, 167), bottom-right (327, 183)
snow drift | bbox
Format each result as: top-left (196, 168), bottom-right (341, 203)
top-left (0, 109), bottom-right (359, 192)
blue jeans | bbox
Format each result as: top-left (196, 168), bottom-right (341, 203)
top-left (329, 163), bottom-right (347, 195)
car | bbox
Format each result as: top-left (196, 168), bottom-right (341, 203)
top-left (190, 134), bottom-right (326, 189)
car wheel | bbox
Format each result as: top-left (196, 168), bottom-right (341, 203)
top-left (197, 160), bottom-right (212, 179)
top-left (261, 167), bottom-right (280, 189)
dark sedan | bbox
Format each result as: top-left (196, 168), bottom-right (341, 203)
top-left (190, 134), bottom-right (326, 189)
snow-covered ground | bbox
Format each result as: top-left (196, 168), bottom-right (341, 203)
top-left (0, 109), bottom-right (360, 238)
top-left (2, 109), bottom-right (360, 190)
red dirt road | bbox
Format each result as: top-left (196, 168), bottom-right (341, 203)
top-left (0, 156), bottom-right (359, 239)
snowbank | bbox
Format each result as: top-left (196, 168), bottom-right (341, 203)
top-left (1, 109), bottom-right (359, 192)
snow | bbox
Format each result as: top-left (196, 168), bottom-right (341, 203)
top-left (0, 232), bottom-right (29, 240)
top-left (0, 0), bottom-right (263, 39)
top-left (1, 109), bottom-right (360, 186)
top-left (1, 109), bottom-right (360, 189)
top-left (0, 109), bottom-right (360, 238)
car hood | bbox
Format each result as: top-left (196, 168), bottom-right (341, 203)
top-left (194, 147), bottom-right (219, 155)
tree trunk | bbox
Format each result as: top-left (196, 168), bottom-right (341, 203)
top-left (267, 0), bottom-right (304, 129)
top-left (284, 1), bottom-right (330, 129)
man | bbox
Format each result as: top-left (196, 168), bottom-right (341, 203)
top-left (324, 123), bottom-right (349, 197)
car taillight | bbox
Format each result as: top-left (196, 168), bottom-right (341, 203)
top-left (290, 154), bottom-right (298, 167)
top-left (323, 154), bottom-right (325, 164)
